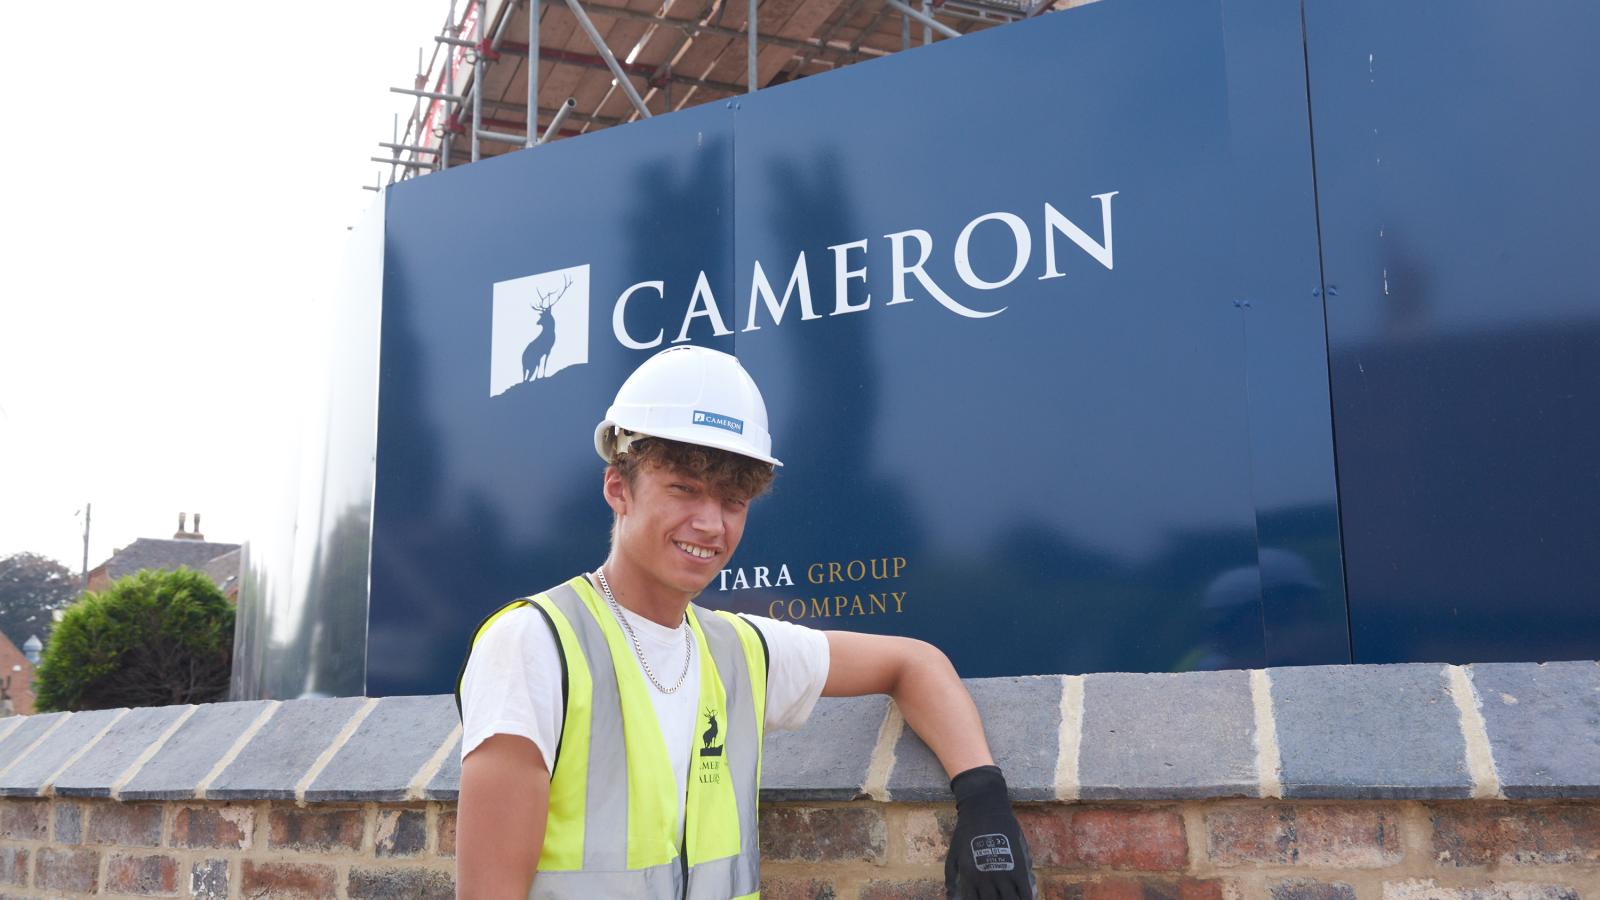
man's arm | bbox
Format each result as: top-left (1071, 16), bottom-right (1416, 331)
top-left (457, 734), bottom-right (548, 900)
top-left (821, 631), bottom-right (993, 777)
top-left (822, 630), bottom-right (1034, 900)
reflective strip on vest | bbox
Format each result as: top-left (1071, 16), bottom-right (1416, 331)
top-left (514, 577), bottom-right (766, 899)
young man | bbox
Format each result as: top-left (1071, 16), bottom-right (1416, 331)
top-left (457, 345), bottom-right (1033, 900)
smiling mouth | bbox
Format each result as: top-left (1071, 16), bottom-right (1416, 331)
top-left (674, 540), bottom-right (718, 560)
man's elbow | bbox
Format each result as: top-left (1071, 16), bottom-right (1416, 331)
top-left (890, 637), bottom-right (955, 694)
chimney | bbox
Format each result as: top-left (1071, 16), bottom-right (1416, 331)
top-left (174, 512), bottom-right (205, 541)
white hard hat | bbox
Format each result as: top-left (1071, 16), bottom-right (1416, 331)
top-left (595, 345), bottom-right (782, 467)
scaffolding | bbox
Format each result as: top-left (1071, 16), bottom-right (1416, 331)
top-left (366, 0), bottom-right (1077, 191)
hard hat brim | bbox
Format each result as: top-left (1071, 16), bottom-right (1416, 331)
top-left (594, 420), bottom-right (782, 467)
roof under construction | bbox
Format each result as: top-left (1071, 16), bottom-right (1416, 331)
top-left (370, 0), bottom-right (1088, 187)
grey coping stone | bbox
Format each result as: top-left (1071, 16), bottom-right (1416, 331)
top-left (53, 704), bottom-right (191, 798)
top-left (1469, 661), bottom-right (1600, 799)
top-left (119, 700), bottom-right (278, 801)
top-left (887, 676), bottom-right (1062, 801)
top-left (304, 694), bottom-right (459, 802)
top-left (0, 708), bottom-right (124, 797)
top-left (762, 694), bottom-right (889, 801)
top-left (0, 712), bottom-right (69, 775)
top-left (205, 697), bottom-right (368, 801)
top-left (1270, 663), bottom-right (1472, 799)
top-left (1079, 669), bottom-right (1258, 800)
top-left (422, 734), bottom-right (463, 801)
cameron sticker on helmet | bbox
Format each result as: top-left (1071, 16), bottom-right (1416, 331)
top-left (488, 264), bottom-right (591, 398)
top-left (692, 410), bottom-right (744, 434)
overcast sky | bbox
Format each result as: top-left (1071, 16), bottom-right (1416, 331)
top-left (0, 1), bottom-right (445, 571)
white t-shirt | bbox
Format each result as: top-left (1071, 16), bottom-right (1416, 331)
top-left (459, 588), bottom-right (830, 829)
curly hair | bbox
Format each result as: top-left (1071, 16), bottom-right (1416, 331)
top-left (601, 430), bottom-right (776, 503)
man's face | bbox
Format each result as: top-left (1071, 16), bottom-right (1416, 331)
top-left (608, 461), bottom-right (749, 596)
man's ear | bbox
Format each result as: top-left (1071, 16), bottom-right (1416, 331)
top-left (602, 465), bottom-right (629, 517)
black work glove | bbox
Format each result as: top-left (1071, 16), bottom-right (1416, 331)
top-left (944, 765), bottom-right (1035, 900)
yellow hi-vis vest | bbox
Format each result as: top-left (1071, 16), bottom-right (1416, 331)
top-left (458, 577), bottom-right (769, 900)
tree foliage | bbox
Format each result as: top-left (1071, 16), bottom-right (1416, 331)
top-left (34, 567), bottom-right (234, 712)
top-left (0, 552), bottom-right (77, 646)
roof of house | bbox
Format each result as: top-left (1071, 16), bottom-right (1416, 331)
top-left (102, 538), bottom-right (242, 583)
top-left (201, 547), bottom-right (242, 597)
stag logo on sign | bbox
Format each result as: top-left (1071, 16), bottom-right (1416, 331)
top-left (489, 264), bottom-right (590, 397)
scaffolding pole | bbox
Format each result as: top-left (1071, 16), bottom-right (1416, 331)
top-left (541, 97), bottom-right (577, 143)
top-left (444, 0), bottom-right (457, 168)
top-left (373, 157), bottom-right (439, 170)
top-left (884, 0), bottom-right (961, 40)
top-left (563, 0), bottom-right (652, 118)
top-left (528, 0), bottom-right (540, 147)
top-left (748, 0), bottom-right (758, 92)
top-left (472, 0), bottom-right (484, 161)
top-left (579, 1), bottom-right (872, 63)
top-left (497, 42), bottom-right (748, 96)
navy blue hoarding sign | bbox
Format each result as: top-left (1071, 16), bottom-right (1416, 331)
top-left (1305, 0), bottom-right (1600, 663)
top-left (368, 0), bottom-right (1350, 696)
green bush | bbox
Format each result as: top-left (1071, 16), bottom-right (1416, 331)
top-left (35, 568), bottom-right (234, 712)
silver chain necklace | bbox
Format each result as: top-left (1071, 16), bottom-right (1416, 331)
top-left (594, 568), bottom-right (694, 694)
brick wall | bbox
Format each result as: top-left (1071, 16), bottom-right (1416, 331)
top-left (0, 661), bottom-right (1591, 897)
top-left (0, 797), bottom-right (1595, 897)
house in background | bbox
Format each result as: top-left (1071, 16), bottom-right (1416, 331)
top-left (0, 632), bottom-right (37, 716)
top-left (86, 513), bottom-right (241, 602)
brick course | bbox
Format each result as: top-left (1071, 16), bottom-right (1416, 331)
top-left (266, 806), bottom-right (363, 853)
top-left (106, 852), bottom-right (180, 894)
top-left (36, 845), bottom-right (99, 892)
top-left (1206, 804), bottom-right (1404, 867)
top-left (0, 847), bottom-right (25, 886)
top-left (173, 804), bottom-right (253, 850)
top-left (0, 797), bottom-right (1589, 898)
top-left (1430, 804), bottom-right (1600, 867)
top-left (85, 801), bottom-right (163, 847)
top-left (239, 860), bottom-right (337, 897)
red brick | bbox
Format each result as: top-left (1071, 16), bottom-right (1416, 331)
top-left (37, 846), bottom-right (100, 893)
top-left (437, 810), bottom-right (457, 858)
top-left (1074, 808), bottom-right (1189, 871)
top-left (1205, 804), bottom-right (1402, 868)
top-left (86, 802), bottom-right (163, 847)
top-left (759, 806), bottom-right (886, 864)
top-left (240, 861), bottom-right (337, 898)
top-left (1020, 807), bottom-right (1082, 867)
top-left (761, 879), bottom-right (840, 900)
top-left (347, 867), bottom-right (455, 899)
top-left (268, 807), bottom-right (364, 853)
top-left (1430, 804), bottom-right (1600, 867)
top-left (1045, 878), bottom-right (1231, 900)
top-left (860, 879), bottom-right (943, 900)
top-left (1019, 807), bottom-right (1187, 871)
top-left (0, 801), bottom-right (47, 841)
top-left (0, 847), bottom-right (26, 885)
top-left (107, 853), bottom-right (180, 895)
top-left (173, 805), bottom-right (253, 849)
